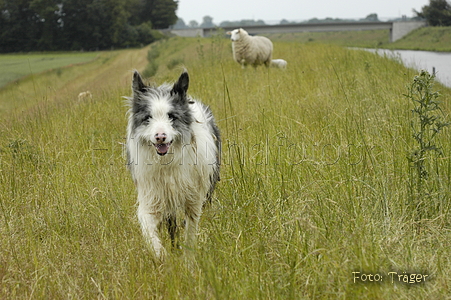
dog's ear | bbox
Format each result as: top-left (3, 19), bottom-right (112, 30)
top-left (171, 71), bottom-right (189, 97)
top-left (132, 70), bottom-right (146, 93)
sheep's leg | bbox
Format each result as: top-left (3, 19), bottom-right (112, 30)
top-left (240, 59), bottom-right (246, 69)
top-left (137, 203), bottom-right (165, 258)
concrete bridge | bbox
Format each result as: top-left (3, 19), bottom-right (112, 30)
top-left (166, 21), bottom-right (426, 43)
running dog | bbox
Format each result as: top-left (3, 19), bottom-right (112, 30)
top-left (125, 70), bottom-right (220, 258)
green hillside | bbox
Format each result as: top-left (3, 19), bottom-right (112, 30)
top-left (267, 26), bottom-right (451, 52)
top-left (385, 26), bottom-right (451, 52)
top-left (0, 48), bottom-right (148, 116)
top-left (0, 52), bottom-right (98, 88)
top-left (1, 37), bottom-right (451, 299)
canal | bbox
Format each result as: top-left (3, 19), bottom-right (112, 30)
top-left (363, 49), bottom-right (451, 88)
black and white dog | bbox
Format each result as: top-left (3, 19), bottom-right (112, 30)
top-left (126, 70), bottom-right (220, 258)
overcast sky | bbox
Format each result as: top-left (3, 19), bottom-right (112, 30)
top-left (176, 0), bottom-right (427, 24)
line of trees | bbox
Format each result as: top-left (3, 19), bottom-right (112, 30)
top-left (0, 0), bottom-right (178, 53)
top-left (173, 13), bottom-right (419, 30)
top-left (173, 16), bottom-right (268, 29)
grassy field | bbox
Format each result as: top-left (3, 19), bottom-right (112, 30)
top-left (0, 52), bottom-right (99, 88)
top-left (267, 29), bottom-right (391, 48)
top-left (383, 27), bottom-right (451, 52)
top-left (0, 48), bottom-right (149, 116)
top-left (1, 36), bottom-right (451, 299)
top-left (268, 26), bottom-right (451, 52)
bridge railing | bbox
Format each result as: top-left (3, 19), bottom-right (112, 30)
top-left (164, 21), bottom-right (426, 43)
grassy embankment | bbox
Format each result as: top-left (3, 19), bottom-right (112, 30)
top-left (1, 34), bottom-right (451, 299)
top-left (0, 49), bottom-right (148, 116)
top-left (268, 26), bottom-right (451, 52)
top-left (0, 52), bottom-right (98, 89)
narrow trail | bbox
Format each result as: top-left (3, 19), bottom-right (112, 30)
top-left (61, 46), bottom-right (149, 95)
top-left (0, 46), bottom-right (149, 119)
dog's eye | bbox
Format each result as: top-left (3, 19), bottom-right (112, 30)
top-left (168, 113), bottom-right (176, 121)
top-left (143, 114), bottom-right (152, 122)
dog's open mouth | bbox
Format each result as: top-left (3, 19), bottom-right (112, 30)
top-left (154, 142), bottom-right (172, 156)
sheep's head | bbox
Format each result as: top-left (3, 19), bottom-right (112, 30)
top-left (227, 28), bottom-right (247, 42)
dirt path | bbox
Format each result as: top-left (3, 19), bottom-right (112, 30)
top-left (0, 46), bottom-right (149, 118)
top-left (62, 46), bottom-right (149, 95)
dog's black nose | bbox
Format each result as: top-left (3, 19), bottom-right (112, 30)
top-left (155, 133), bottom-right (167, 142)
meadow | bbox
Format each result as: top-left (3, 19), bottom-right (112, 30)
top-left (0, 52), bottom-right (99, 88)
top-left (0, 49), bottom-right (148, 116)
top-left (1, 34), bottom-right (451, 299)
top-left (268, 27), bottom-right (451, 52)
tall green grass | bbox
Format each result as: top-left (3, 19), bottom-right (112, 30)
top-left (267, 29), bottom-right (390, 48)
top-left (268, 27), bottom-right (451, 52)
top-left (0, 48), bottom-right (149, 117)
top-left (0, 52), bottom-right (99, 88)
top-left (1, 37), bottom-right (451, 299)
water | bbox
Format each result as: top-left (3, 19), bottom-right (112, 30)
top-left (364, 49), bottom-right (451, 88)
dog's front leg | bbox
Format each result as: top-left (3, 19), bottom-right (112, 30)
top-left (184, 200), bottom-right (203, 252)
top-left (137, 203), bottom-right (165, 258)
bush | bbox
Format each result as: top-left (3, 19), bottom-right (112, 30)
top-left (118, 23), bottom-right (166, 48)
top-left (147, 47), bottom-right (160, 61)
top-left (405, 70), bottom-right (450, 221)
top-left (166, 58), bottom-right (184, 70)
top-left (142, 61), bottom-right (159, 78)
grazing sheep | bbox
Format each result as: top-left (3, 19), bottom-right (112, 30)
top-left (270, 59), bottom-right (287, 69)
top-left (226, 28), bottom-right (273, 68)
top-left (78, 91), bottom-right (92, 101)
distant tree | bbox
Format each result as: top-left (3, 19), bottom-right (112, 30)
top-left (62, 0), bottom-right (168, 49)
top-left (218, 20), bottom-right (234, 27)
top-left (173, 18), bottom-right (187, 29)
top-left (0, 0), bottom-right (171, 52)
top-left (306, 17), bottom-right (342, 23)
top-left (137, 0), bottom-right (178, 29)
top-left (361, 13), bottom-right (379, 22)
top-left (100, 0), bottom-right (130, 45)
top-left (219, 19), bottom-right (266, 27)
top-left (29, 0), bottom-right (63, 50)
top-left (306, 18), bottom-right (319, 23)
top-left (200, 15), bottom-right (215, 28)
top-left (61, 0), bottom-right (130, 50)
top-left (59, 0), bottom-right (93, 50)
top-left (280, 19), bottom-right (291, 25)
top-left (303, 16), bottom-right (366, 24)
top-left (241, 19), bottom-right (265, 26)
top-left (0, 0), bottom-right (38, 52)
top-left (415, 0), bottom-right (451, 26)
top-left (188, 20), bottom-right (199, 28)
top-left (127, 0), bottom-right (145, 24)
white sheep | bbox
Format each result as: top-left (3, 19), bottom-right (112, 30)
top-left (77, 91), bottom-right (92, 101)
top-left (226, 28), bottom-right (273, 68)
top-left (270, 59), bottom-right (287, 69)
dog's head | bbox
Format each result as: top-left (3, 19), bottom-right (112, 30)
top-left (129, 70), bottom-right (193, 156)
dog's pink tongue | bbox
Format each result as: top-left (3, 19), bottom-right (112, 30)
top-left (156, 143), bottom-right (170, 155)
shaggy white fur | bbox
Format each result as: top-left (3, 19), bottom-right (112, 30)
top-left (125, 71), bottom-right (220, 258)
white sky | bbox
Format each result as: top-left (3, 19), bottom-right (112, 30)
top-left (176, 0), bottom-right (427, 24)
